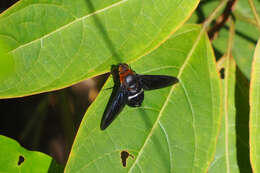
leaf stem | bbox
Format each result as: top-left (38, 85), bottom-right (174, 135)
top-left (202, 0), bottom-right (228, 32)
top-left (248, 0), bottom-right (260, 31)
top-left (227, 20), bottom-right (235, 59)
top-left (207, 0), bottom-right (237, 41)
top-left (224, 18), bottom-right (235, 173)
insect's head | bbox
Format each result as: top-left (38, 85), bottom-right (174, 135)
top-left (118, 63), bottom-right (130, 74)
top-left (110, 63), bottom-right (136, 85)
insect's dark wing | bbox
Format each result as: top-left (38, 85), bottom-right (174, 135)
top-left (101, 84), bottom-right (128, 130)
top-left (138, 75), bottom-right (178, 90)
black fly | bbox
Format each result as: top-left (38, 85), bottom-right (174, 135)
top-left (101, 63), bottom-right (178, 130)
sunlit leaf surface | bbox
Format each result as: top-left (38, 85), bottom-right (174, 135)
top-left (0, 135), bottom-right (54, 172)
top-left (208, 57), bottom-right (240, 173)
top-left (250, 38), bottom-right (260, 172)
top-left (65, 24), bottom-right (222, 173)
top-left (0, 0), bottom-right (199, 98)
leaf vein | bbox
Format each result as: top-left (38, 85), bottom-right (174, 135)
top-left (10, 0), bottom-right (129, 54)
top-left (159, 121), bottom-right (173, 172)
top-left (128, 24), bottom-right (204, 172)
top-left (179, 80), bottom-right (197, 172)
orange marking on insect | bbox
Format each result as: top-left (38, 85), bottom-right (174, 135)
top-left (118, 64), bottom-right (135, 83)
top-left (119, 69), bottom-right (134, 83)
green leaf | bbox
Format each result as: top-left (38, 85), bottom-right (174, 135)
top-left (233, 1), bottom-right (260, 79)
top-left (208, 57), bottom-right (239, 172)
top-left (0, 0), bottom-right (199, 98)
top-left (250, 38), bottom-right (260, 172)
top-left (235, 68), bottom-right (252, 172)
top-left (214, 0), bottom-right (260, 79)
top-left (0, 135), bottom-right (61, 172)
top-left (188, 0), bottom-right (260, 79)
top-left (0, 40), bottom-right (15, 84)
top-left (65, 24), bottom-right (222, 172)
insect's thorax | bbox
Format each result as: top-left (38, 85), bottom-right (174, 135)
top-left (118, 64), bottom-right (144, 107)
top-left (118, 64), bottom-right (135, 82)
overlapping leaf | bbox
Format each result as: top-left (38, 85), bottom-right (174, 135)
top-left (0, 135), bottom-right (57, 172)
top-left (189, 0), bottom-right (260, 79)
top-left (65, 24), bottom-right (221, 173)
top-left (214, 0), bottom-right (260, 79)
top-left (250, 38), bottom-right (260, 172)
top-left (208, 57), bottom-right (240, 173)
top-left (0, 0), bottom-right (199, 98)
top-left (234, 69), bottom-right (251, 172)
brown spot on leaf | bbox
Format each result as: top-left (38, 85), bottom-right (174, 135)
top-left (18, 155), bottom-right (25, 165)
top-left (120, 150), bottom-right (134, 167)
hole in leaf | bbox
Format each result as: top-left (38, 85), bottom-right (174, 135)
top-left (220, 68), bottom-right (225, 79)
top-left (120, 150), bottom-right (134, 167)
top-left (18, 155), bottom-right (25, 165)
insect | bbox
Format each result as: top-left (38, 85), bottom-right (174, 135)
top-left (100, 63), bottom-right (179, 130)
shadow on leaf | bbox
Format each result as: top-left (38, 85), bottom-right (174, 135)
top-left (84, 0), bottom-right (122, 62)
top-left (235, 67), bottom-right (252, 172)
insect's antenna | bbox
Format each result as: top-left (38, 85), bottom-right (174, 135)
top-left (102, 71), bottom-right (114, 90)
top-left (103, 86), bottom-right (113, 90)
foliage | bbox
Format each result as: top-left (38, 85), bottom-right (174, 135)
top-left (0, 135), bottom-right (63, 172)
top-left (0, 0), bottom-right (259, 172)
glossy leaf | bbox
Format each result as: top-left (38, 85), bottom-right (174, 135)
top-left (0, 0), bottom-right (199, 98)
top-left (250, 38), bottom-right (260, 172)
top-left (0, 135), bottom-right (57, 172)
top-left (215, 0), bottom-right (260, 79)
top-left (208, 57), bottom-right (239, 172)
top-left (65, 24), bottom-right (222, 172)
top-left (189, 0), bottom-right (260, 79)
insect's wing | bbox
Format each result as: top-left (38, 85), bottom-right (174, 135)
top-left (138, 75), bottom-right (178, 90)
top-left (101, 84), bottom-right (128, 130)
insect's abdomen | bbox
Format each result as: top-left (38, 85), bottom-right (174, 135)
top-left (127, 89), bottom-right (144, 107)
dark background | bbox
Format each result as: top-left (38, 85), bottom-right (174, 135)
top-left (0, 0), bottom-right (108, 164)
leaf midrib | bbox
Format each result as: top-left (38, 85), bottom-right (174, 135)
top-left (9, 0), bottom-right (128, 54)
top-left (127, 26), bottom-right (203, 173)
top-left (224, 56), bottom-right (231, 173)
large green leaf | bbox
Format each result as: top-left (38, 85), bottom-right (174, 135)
top-left (65, 24), bottom-right (222, 172)
top-left (0, 0), bottom-right (199, 98)
top-left (250, 38), bottom-right (260, 172)
top-left (208, 57), bottom-right (239, 172)
top-left (0, 135), bottom-right (61, 172)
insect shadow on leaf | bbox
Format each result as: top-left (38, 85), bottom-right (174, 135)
top-left (83, 0), bottom-right (122, 62)
top-left (138, 108), bottom-right (172, 169)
